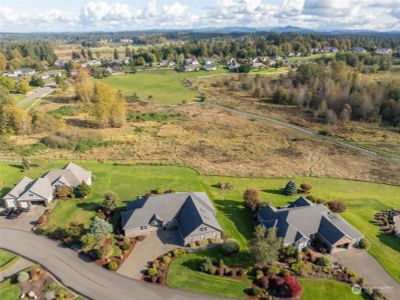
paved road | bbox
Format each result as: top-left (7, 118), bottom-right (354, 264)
top-left (16, 87), bottom-right (53, 111)
top-left (335, 249), bottom-right (400, 300)
top-left (0, 228), bottom-right (222, 300)
top-left (204, 102), bottom-right (400, 162)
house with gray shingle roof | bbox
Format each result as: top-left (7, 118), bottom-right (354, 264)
top-left (2, 162), bottom-right (92, 209)
top-left (257, 197), bottom-right (363, 253)
top-left (121, 192), bottom-right (223, 245)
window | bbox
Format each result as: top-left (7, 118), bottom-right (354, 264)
top-left (201, 235), bottom-right (205, 240)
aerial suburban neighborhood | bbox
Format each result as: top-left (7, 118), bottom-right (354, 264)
top-left (0, 1), bottom-right (399, 300)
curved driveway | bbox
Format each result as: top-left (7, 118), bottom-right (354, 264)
top-left (0, 228), bottom-right (222, 300)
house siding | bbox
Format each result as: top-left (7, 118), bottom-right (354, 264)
top-left (182, 224), bottom-right (222, 245)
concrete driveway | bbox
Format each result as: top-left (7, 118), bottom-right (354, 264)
top-left (0, 205), bottom-right (45, 231)
top-left (334, 248), bottom-right (400, 300)
top-left (0, 228), bottom-right (222, 300)
top-left (118, 229), bottom-right (181, 279)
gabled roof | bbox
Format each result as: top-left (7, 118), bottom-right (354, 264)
top-left (258, 197), bottom-right (363, 245)
top-left (18, 178), bottom-right (53, 200)
top-left (42, 162), bottom-right (91, 187)
top-left (3, 177), bottom-right (33, 199)
top-left (122, 192), bottom-right (222, 238)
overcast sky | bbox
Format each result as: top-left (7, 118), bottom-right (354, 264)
top-left (0, 0), bottom-right (399, 32)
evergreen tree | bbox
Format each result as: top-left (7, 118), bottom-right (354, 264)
top-left (113, 48), bottom-right (119, 60)
top-left (101, 191), bottom-right (119, 212)
top-left (75, 182), bottom-right (91, 198)
top-left (248, 226), bottom-right (281, 266)
top-left (89, 216), bottom-right (113, 242)
top-left (284, 180), bottom-right (297, 195)
top-left (21, 157), bottom-right (30, 171)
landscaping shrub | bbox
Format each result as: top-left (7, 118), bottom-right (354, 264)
top-left (189, 241), bottom-right (196, 248)
top-left (247, 287), bottom-right (260, 296)
top-left (161, 256), bottom-right (171, 264)
top-left (107, 261), bottom-right (119, 270)
top-left (316, 256), bottom-right (330, 267)
top-left (284, 274), bottom-right (303, 297)
top-left (197, 239), bottom-right (209, 247)
top-left (221, 238), bottom-right (240, 255)
top-left (300, 183), bottom-right (313, 192)
top-left (147, 268), bottom-right (158, 277)
top-left (358, 238), bottom-right (370, 249)
top-left (56, 288), bottom-right (69, 299)
top-left (199, 257), bottom-right (216, 275)
top-left (172, 248), bottom-right (186, 258)
top-left (260, 276), bottom-right (270, 289)
top-left (281, 269), bottom-right (291, 276)
top-left (255, 269), bottom-right (264, 280)
top-left (122, 243), bottom-right (130, 251)
top-left (56, 185), bottom-right (73, 199)
top-left (75, 182), bottom-right (91, 198)
top-left (284, 180), bottom-right (297, 195)
top-left (217, 267), bottom-right (224, 276)
top-left (243, 189), bottom-right (260, 212)
top-left (17, 271), bottom-right (29, 283)
top-left (327, 200), bottom-right (347, 213)
top-left (238, 268), bottom-right (245, 276)
top-left (267, 265), bottom-right (281, 275)
top-left (291, 262), bottom-right (303, 274)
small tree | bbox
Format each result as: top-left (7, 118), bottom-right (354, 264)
top-left (21, 157), bottom-right (31, 171)
top-left (243, 189), bottom-right (260, 213)
top-left (75, 182), bottom-right (91, 198)
top-left (101, 191), bottom-right (119, 213)
top-left (80, 233), bottom-right (97, 250)
top-left (65, 222), bottom-right (85, 243)
top-left (56, 185), bottom-right (73, 199)
top-left (284, 274), bottom-right (303, 297)
top-left (248, 225), bottom-right (281, 266)
top-left (89, 216), bottom-right (113, 242)
top-left (199, 257), bottom-right (216, 274)
top-left (284, 180), bottom-right (297, 195)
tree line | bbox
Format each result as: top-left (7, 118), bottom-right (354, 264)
top-left (229, 60), bottom-right (400, 127)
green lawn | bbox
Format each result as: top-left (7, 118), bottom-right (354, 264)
top-left (289, 53), bottom-right (334, 63)
top-left (167, 248), bottom-right (252, 299)
top-left (0, 280), bottom-right (21, 300)
top-left (0, 161), bottom-right (399, 297)
top-left (299, 278), bottom-right (366, 300)
top-left (10, 94), bottom-right (25, 104)
top-left (0, 250), bottom-right (18, 271)
top-left (98, 68), bottom-right (228, 105)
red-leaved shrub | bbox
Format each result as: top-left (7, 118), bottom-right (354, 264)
top-left (284, 274), bottom-right (303, 297)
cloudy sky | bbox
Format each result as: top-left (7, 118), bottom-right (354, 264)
top-left (0, 0), bottom-right (399, 32)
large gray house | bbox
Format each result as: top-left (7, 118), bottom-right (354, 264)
top-left (2, 162), bottom-right (92, 209)
top-left (257, 197), bottom-right (363, 253)
top-left (121, 192), bottom-right (223, 245)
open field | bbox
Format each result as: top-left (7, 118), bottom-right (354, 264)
top-left (0, 162), bottom-right (399, 289)
top-left (192, 74), bottom-right (400, 159)
top-left (289, 53), bottom-right (334, 63)
top-left (97, 69), bottom-right (228, 104)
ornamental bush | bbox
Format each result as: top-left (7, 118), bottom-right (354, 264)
top-left (327, 200), bottom-right (347, 213)
top-left (243, 189), bottom-right (260, 212)
top-left (161, 256), bottom-right (171, 264)
top-left (199, 257), bottom-right (216, 274)
top-left (147, 268), bottom-right (158, 277)
top-left (107, 261), bottom-right (118, 270)
top-left (358, 238), bottom-right (370, 249)
top-left (221, 238), bottom-right (240, 255)
top-left (267, 265), bottom-right (281, 275)
top-left (300, 183), bottom-right (313, 192)
top-left (74, 182), bottom-right (91, 198)
top-left (284, 181), bottom-right (297, 195)
top-left (172, 248), bottom-right (186, 258)
top-left (17, 271), bottom-right (29, 283)
top-left (316, 256), bottom-right (330, 267)
top-left (284, 274), bottom-right (303, 297)
top-left (247, 287), bottom-right (260, 296)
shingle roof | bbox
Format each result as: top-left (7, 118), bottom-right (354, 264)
top-left (3, 177), bottom-right (33, 199)
top-left (42, 162), bottom-right (91, 187)
top-left (258, 197), bottom-right (363, 245)
top-left (18, 177), bottom-right (53, 200)
top-left (122, 192), bottom-right (221, 237)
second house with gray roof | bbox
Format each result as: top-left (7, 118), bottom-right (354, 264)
top-left (121, 192), bottom-right (223, 246)
top-left (257, 197), bottom-right (363, 253)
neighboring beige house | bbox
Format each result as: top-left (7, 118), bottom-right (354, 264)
top-left (2, 162), bottom-right (92, 209)
top-left (394, 215), bottom-right (400, 237)
top-left (121, 192), bottom-right (223, 246)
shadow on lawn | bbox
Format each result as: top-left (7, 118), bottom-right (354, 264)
top-left (214, 199), bottom-right (254, 241)
top-left (76, 202), bottom-right (99, 211)
top-left (260, 188), bottom-right (285, 196)
top-left (377, 232), bottom-right (400, 253)
top-left (0, 187), bottom-right (11, 198)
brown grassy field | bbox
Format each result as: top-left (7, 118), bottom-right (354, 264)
top-left (3, 88), bottom-right (400, 185)
top-left (191, 75), bottom-right (400, 158)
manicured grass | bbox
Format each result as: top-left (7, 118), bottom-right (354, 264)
top-left (289, 53), bottom-right (333, 63)
top-left (167, 249), bottom-right (251, 299)
top-left (0, 162), bottom-right (399, 288)
top-left (10, 94), bottom-right (25, 104)
top-left (0, 250), bottom-right (18, 271)
top-left (98, 69), bottom-right (228, 104)
top-left (299, 278), bottom-right (366, 300)
top-left (0, 280), bottom-right (21, 300)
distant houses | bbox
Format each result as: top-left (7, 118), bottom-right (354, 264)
top-left (374, 48), bottom-right (392, 56)
top-left (2, 162), bottom-right (92, 209)
top-left (228, 58), bottom-right (240, 70)
top-left (5, 68), bottom-right (36, 78)
top-left (351, 47), bottom-right (366, 54)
